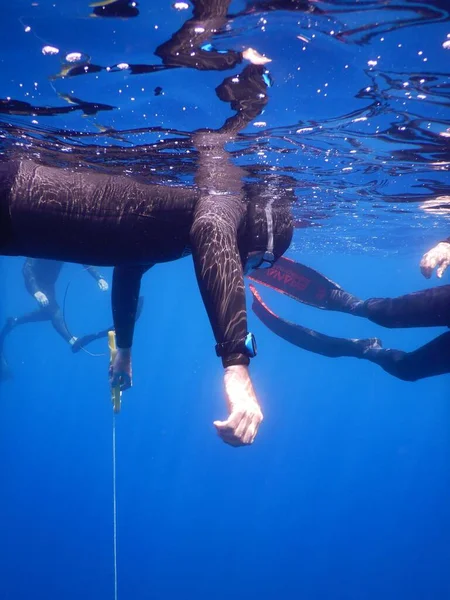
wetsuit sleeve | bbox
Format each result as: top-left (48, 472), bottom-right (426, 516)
top-left (83, 264), bottom-right (104, 282)
top-left (190, 193), bottom-right (249, 368)
top-left (112, 265), bottom-right (152, 349)
top-left (22, 258), bottom-right (40, 295)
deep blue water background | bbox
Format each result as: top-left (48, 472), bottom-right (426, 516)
top-left (1, 1), bottom-right (450, 599)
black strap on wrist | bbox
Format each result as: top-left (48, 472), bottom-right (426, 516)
top-left (215, 333), bottom-right (257, 359)
top-left (222, 353), bottom-right (250, 368)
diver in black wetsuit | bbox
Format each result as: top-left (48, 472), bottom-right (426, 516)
top-left (0, 58), bottom-right (294, 446)
top-left (0, 258), bottom-right (110, 379)
top-left (249, 239), bottom-right (450, 381)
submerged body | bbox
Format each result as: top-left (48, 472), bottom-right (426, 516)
top-left (249, 243), bottom-right (450, 381)
top-left (1, 160), bottom-right (198, 266)
top-left (1, 157), bottom-right (292, 353)
top-left (0, 156), bottom-right (293, 446)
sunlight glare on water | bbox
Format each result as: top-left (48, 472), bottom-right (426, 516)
top-left (0, 0), bottom-right (449, 256)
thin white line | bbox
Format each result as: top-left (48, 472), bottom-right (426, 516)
top-left (112, 414), bottom-right (118, 600)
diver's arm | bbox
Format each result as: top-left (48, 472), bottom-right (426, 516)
top-left (83, 264), bottom-right (109, 291)
top-left (112, 265), bottom-right (147, 348)
top-left (109, 264), bottom-right (152, 390)
top-left (23, 258), bottom-right (40, 296)
top-left (23, 258), bottom-right (49, 306)
top-left (190, 194), bottom-right (249, 367)
top-left (190, 194), bottom-right (263, 447)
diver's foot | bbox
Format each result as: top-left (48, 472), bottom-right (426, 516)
top-left (71, 332), bottom-right (104, 353)
top-left (328, 290), bottom-right (365, 315)
top-left (71, 337), bottom-right (84, 353)
top-left (360, 337), bottom-right (383, 353)
top-left (346, 337), bottom-right (382, 359)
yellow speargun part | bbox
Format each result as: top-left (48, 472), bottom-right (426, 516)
top-left (108, 330), bottom-right (122, 414)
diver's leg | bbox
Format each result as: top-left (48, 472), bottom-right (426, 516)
top-left (364, 332), bottom-right (450, 381)
top-left (0, 319), bottom-right (19, 382)
top-left (251, 288), bottom-right (380, 358)
top-left (8, 308), bottom-right (50, 328)
top-left (328, 284), bottom-right (450, 328)
top-left (49, 304), bottom-right (76, 344)
top-left (360, 285), bottom-right (450, 328)
top-left (72, 296), bottom-right (145, 353)
top-left (0, 309), bottom-right (50, 382)
top-left (272, 321), bottom-right (381, 359)
top-left (71, 328), bottom-right (111, 353)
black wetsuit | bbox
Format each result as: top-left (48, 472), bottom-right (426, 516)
top-left (0, 157), bottom-right (292, 367)
top-left (0, 4), bottom-right (294, 370)
top-left (354, 269), bottom-right (450, 381)
top-left (250, 253), bottom-right (450, 381)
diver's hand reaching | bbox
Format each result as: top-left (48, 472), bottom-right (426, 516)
top-left (420, 241), bottom-right (450, 279)
top-left (34, 291), bottom-right (49, 307)
top-left (109, 347), bottom-right (132, 391)
top-left (214, 365), bottom-right (263, 447)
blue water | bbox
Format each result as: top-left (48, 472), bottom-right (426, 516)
top-left (1, 2), bottom-right (449, 599)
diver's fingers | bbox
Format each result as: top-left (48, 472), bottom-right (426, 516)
top-left (420, 264), bottom-right (432, 279)
top-left (110, 372), bottom-right (120, 388)
top-left (214, 409), bottom-right (244, 433)
top-left (213, 404), bottom-right (262, 447)
top-left (437, 258), bottom-right (450, 278)
top-left (120, 373), bottom-right (132, 391)
top-left (243, 422), bottom-right (258, 445)
top-left (214, 414), bottom-right (246, 447)
top-left (213, 421), bottom-right (243, 447)
top-left (242, 408), bottom-right (262, 445)
top-left (420, 253), bottom-right (437, 278)
top-left (234, 411), bottom-right (257, 444)
top-left (420, 243), bottom-right (450, 278)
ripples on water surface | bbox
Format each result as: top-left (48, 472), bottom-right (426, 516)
top-left (1, 0), bottom-right (449, 254)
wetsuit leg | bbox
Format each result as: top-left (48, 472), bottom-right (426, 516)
top-left (6, 309), bottom-right (50, 328)
top-left (251, 286), bottom-right (449, 381)
top-left (72, 296), bottom-right (145, 353)
top-left (360, 285), bottom-right (450, 328)
top-left (0, 308), bottom-right (49, 382)
top-left (251, 288), bottom-right (380, 358)
top-left (364, 332), bottom-right (450, 381)
top-left (71, 328), bottom-right (111, 353)
top-left (0, 319), bottom-right (19, 382)
top-left (49, 303), bottom-right (74, 343)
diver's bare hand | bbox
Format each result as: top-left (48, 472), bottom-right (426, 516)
top-left (420, 241), bottom-right (450, 279)
top-left (109, 347), bottom-right (132, 391)
top-left (214, 365), bottom-right (263, 447)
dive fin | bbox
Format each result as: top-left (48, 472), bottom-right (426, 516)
top-left (250, 285), bottom-right (381, 359)
top-left (247, 256), bottom-right (341, 309)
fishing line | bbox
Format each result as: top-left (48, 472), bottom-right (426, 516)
top-left (112, 412), bottom-right (118, 600)
top-left (62, 267), bottom-right (107, 357)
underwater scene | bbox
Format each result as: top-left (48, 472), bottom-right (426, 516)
top-left (0, 1), bottom-right (449, 599)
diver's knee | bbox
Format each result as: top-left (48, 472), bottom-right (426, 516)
top-left (390, 354), bottom-right (419, 382)
top-left (368, 348), bottom-right (419, 381)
